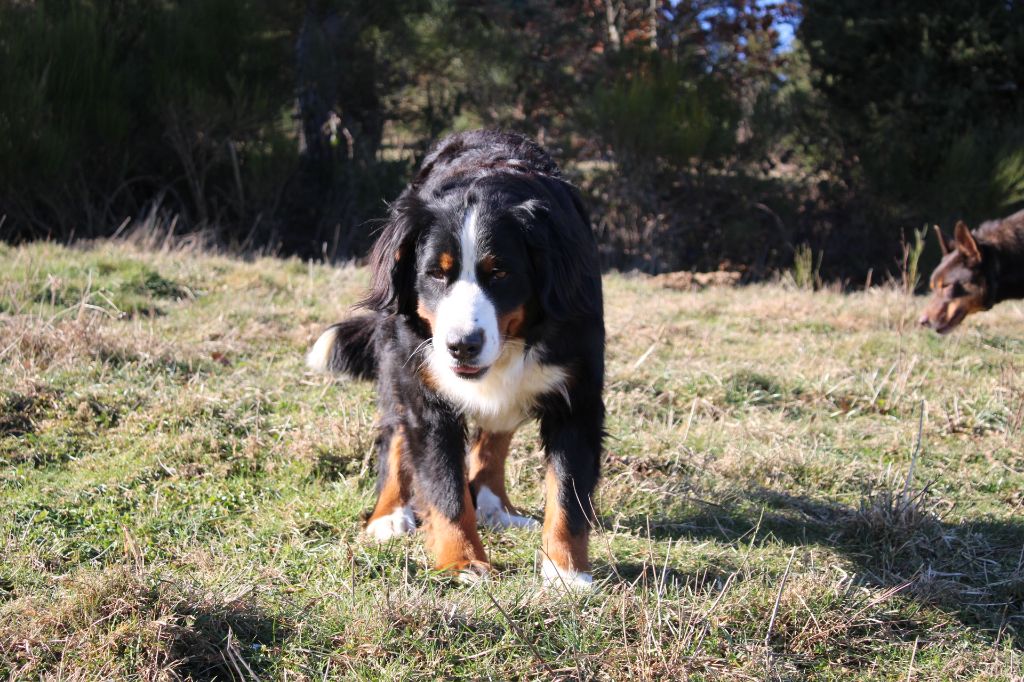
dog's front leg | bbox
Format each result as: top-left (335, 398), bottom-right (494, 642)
top-left (410, 404), bottom-right (490, 577)
top-left (539, 392), bottom-right (603, 590)
top-left (364, 424), bottom-right (416, 541)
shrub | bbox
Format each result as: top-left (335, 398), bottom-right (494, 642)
top-left (0, 0), bottom-right (294, 240)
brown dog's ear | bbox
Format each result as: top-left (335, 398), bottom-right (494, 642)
top-left (933, 224), bottom-right (951, 256)
top-left (954, 221), bottom-right (982, 264)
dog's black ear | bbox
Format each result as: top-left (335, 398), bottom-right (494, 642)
top-left (954, 220), bottom-right (982, 265)
top-left (517, 181), bottom-right (602, 322)
top-left (934, 224), bottom-right (951, 256)
top-left (361, 193), bottom-right (427, 315)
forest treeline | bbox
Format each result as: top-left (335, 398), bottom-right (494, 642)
top-left (1, 0), bottom-right (1023, 279)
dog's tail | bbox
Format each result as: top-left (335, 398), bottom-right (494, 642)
top-left (306, 314), bottom-right (379, 380)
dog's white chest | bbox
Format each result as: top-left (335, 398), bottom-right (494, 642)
top-left (428, 342), bottom-right (567, 432)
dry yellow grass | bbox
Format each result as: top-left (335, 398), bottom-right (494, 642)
top-left (1, 239), bottom-right (1022, 680)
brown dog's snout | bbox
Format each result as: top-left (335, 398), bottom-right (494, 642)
top-left (918, 302), bottom-right (941, 329)
top-left (918, 300), bottom-right (950, 331)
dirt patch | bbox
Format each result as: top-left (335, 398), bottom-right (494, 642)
top-left (654, 270), bottom-right (742, 291)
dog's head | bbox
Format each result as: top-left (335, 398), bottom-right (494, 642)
top-left (363, 172), bottom-right (598, 380)
top-left (919, 221), bottom-right (990, 334)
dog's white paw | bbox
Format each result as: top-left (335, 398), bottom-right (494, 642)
top-left (476, 485), bottom-right (540, 530)
top-left (365, 506), bottom-right (416, 541)
top-left (541, 558), bottom-right (594, 591)
top-left (456, 562), bottom-right (491, 584)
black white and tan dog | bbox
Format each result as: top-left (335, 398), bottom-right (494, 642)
top-left (920, 209), bottom-right (1024, 333)
top-left (307, 130), bottom-right (605, 588)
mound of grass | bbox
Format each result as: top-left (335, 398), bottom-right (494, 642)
top-left (1, 249), bottom-right (193, 317)
top-left (1, 241), bottom-right (1023, 679)
top-left (723, 370), bottom-right (785, 407)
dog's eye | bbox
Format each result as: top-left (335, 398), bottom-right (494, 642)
top-left (491, 269), bottom-right (508, 281)
top-left (426, 269), bottom-right (446, 281)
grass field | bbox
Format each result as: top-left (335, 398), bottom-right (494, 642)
top-left (1, 240), bottom-right (1023, 680)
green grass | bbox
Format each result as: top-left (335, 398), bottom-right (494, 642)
top-left (1, 240), bottom-right (1023, 679)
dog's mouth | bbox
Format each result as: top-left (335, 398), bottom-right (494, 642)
top-left (933, 307), bottom-right (969, 335)
top-left (452, 364), bottom-right (489, 379)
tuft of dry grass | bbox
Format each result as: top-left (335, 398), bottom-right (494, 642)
top-left (2, 564), bottom-right (286, 680)
top-left (2, 240), bottom-right (1023, 679)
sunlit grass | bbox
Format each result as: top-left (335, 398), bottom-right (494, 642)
top-left (1, 240), bottom-right (1023, 679)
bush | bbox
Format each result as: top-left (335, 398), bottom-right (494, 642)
top-left (800, 0), bottom-right (1024, 228)
top-left (590, 57), bottom-right (739, 173)
top-left (0, 0), bottom-right (294, 241)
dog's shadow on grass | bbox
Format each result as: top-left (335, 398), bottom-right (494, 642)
top-left (607, 488), bottom-right (1024, 648)
top-left (166, 596), bottom-right (288, 681)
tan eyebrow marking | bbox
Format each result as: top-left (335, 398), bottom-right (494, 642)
top-left (479, 254), bottom-right (496, 275)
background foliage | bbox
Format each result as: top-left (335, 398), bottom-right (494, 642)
top-left (1, 0), bottom-right (1023, 278)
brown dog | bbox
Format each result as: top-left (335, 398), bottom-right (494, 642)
top-left (920, 209), bottom-right (1024, 333)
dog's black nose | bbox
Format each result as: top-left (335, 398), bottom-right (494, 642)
top-left (447, 329), bottom-right (484, 361)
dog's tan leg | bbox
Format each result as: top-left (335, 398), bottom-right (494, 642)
top-left (541, 466), bottom-right (593, 589)
top-left (423, 482), bottom-right (489, 578)
top-left (468, 430), bottom-right (539, 530)
top-left (364, 427), bottom-right (416, 541)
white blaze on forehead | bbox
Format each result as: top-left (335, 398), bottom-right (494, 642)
top-left (459, 206), bottom-right (479, 281)
top-left (432, 207), bottom-right (501, 369)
